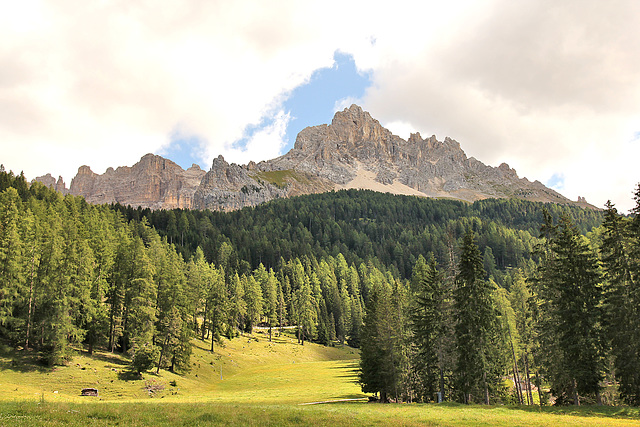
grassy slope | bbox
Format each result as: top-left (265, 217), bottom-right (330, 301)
top-left (0, 329), bottom-right (360, 403)
top-left (1, 330), bottom-right (640, 426)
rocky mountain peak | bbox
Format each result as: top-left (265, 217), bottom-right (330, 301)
top-left (408, 132), bottom-right (423, 144)
top-left (331, 104), bottom-right (378, 128)
top-left (32, 173), bottom-right (68, 194)
top-left (37, 104), bottom-right (588, 211)
top-left (260, 105), bottom-right (576, 206)
top-left (77, 165), bottom-right (95, 176)
top-left (64, 154), bottom-right (206, 209)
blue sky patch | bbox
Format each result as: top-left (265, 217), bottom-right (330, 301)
top-left (546, 172), bottom-right (565, 190)
top-left (158, 133), bottom-right (205, 171)
top-left (158, 51), bottom-right (372, 170)
top-left (280, 51), bottom-right (372, 152)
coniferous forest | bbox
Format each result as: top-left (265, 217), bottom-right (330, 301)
top-left (1, 165), bottom-right (640, 406)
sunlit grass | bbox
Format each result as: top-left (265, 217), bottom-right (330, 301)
top-left (1, 331), bottom-right (639, 426)
top-left (2, 401), bottom-right (640, 427)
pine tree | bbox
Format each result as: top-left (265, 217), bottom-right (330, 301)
top-left (454, 228), bottom-right (499, 404)
top-left (226, 273), bottom-right (246, 337)
top-left (0, 188), bottom-right (25, 339)
top-left (410, 254), bottom-right (454, 402)
top-left (204, 264), bottom-right (227, 352)
top-left (359, 266), bottom-right (407, 402)
top-left (124, 236), bottom-right (157, 354)
top-left (186, 247), bottom-right (208, 337)
top-left (601, 198), bottom-right (640, 404)
top-left (509, 271), bottom-right (536, 405)
top-left (243, 274), bottom-right (263, 333)
top-left (536, 213), bottom-right (604, 405)
top-left (347, 296), bottom-right (363, 348)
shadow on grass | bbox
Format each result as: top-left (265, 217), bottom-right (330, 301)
top-left (507, 404), bottom-right (640, 420)
top-left (418, 402), bottom-right (640, 421)
top-left (86, 351), bottom-right (130, 367)
top-left (328, 361), bottom-right (360, 384)
top-left (117, 369), bottom-right (143, 381)
top-left (0, 342), bottom-right (49, 373)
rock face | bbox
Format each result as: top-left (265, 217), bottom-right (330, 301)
top-left (193, 155), bottom-right (288, 211)
top-left (37, 105), bottom-right (588, 210)
top-left (260, 105), bottom-right (573, 204)
top-left (33, 173), bottom-right (69, 195)
top-left (67, 154), bottom-right (206, 209)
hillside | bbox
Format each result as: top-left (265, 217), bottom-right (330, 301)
top-left (117, 190), bottom-right (603, 281)
top-left (0, 330), bottom-right (359, 403)
top-left (2, 335), bottom-right (640, 426)
top-left (34, 105), bottom-right (594, 211)
top-left (2, 333), bottom-right (640, 427)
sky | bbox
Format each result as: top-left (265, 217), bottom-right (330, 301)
top-left (2, 0), bottom-right (639, 212)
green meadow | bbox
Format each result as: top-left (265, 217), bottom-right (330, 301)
top-left (1, 330), bottom-right (639, 426)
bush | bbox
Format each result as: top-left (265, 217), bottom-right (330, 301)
top-left (130, 344), bottom-right (159, 374)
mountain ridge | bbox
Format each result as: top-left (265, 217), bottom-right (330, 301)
top-left (34, 105), bottom-right (595, 210)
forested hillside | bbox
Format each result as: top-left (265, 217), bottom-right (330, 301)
top-left (113, 190), bottom-right (601, 284)
top-left (4, 165), bottom-right (639, 408)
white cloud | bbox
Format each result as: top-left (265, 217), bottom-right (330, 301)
top-left (1, 0), bottom-right (638, 211)
top-left (359, 0), bottom-right (640, 211)
top-left (224, 110), bottom-right (291, 165)
top-left (333, 97), bottom-right (361, 114)
top-left (0, 0), bottom-right (350, 180)
top-left (383, 121), bottom-right (417, 141)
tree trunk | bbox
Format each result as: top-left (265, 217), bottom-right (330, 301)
top-left (439, 367), bottom-right (446, 402)
top-left (573, 379), bottom-right (580, 406)
top-left (156, 334), bottom-right (170, 374)
top-left (535, 369), bottom-right (543, 406)
top-left (483, 371), bottom-right (490, 405)
top-left (201, 300), bottom-right (209, 341)
top-left (507, 320), bottom-right (523, 404)
top-left (25, 281), bottom-right (34, 350)
top-left (513, 368), bottom-right (523, 404)
top-left (524, 352), bottom-right (534, 405)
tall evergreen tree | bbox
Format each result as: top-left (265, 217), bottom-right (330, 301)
top-left (359, 266), bottom-right (407, 402)
top-left (410, 254), bottom-right (454, 402)
top-left (204, 264), bottom-right (227, 352)
top-left (601, 199), bottom-right (640, 404)
top-left (536, 213), bottom-right (604, 405)
top-left (454, 228), bottom-right (500, 404)
top-left (0, 188), bottom-right (25, 337)
top-left (243, 274), bottom-right (263, 333)
top-left (509, 271), bottom-right (537, 405)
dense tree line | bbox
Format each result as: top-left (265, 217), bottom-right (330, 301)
top-left (112, 190), bottom-right (602, 285)
top-left (4, 164), bottom-right (640, 407)
top-left (0, 168), bottom-right (371, 371)
top-left (360, 185), bottom-right (640, 406)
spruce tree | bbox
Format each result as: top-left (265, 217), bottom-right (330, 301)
top-left (411, 254), bottom-right (453, 402)
top-left (601, 198), bottom-right (640, 404)
top-left (536, 213), bottom-right (604, 405)
top-left (454, 228), bottom-right (499, 404)
top-left (204, 265), bottom-right (227, 352)
top-left (0, 188), bottom-right (25, 338)
top-left (359, 266), bottom-right (408, 402)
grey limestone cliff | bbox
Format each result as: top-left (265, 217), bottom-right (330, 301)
top-left (34, 104), bottom-right (588, 210)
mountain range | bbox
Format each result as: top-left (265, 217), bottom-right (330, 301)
top-left (34, 105), bottom-right (592, 211)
